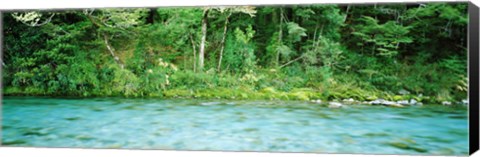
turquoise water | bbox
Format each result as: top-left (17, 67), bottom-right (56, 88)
top-left (1, 97), bottom-right (469, 155)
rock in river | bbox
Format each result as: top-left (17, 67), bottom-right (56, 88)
top-left (200, 102), bottom-right (222, 106)
top-left (397, 100), bottom-right (410, 105)
top-left (441, 101), bottom-right (452, 106)
top-left (370, 99), bottom-right (403, 107)
top-left (342, 98), bottom-right (356, 105)
top-left (328, 102), bottom-right (343, 108)
top-left (370, 99), bottom-right (390, 105)
top-left (409, 99), bottom-right (417, 105)
top-left (311, 99), bottom-right (322, 104)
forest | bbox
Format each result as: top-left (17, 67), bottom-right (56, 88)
top-left (2, 2), bottom-right (469, 104)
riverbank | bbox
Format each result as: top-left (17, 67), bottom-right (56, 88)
top-left (2, 3), bottom-right (468, 110)
top-left (3, 86), bottom-right (468, 107)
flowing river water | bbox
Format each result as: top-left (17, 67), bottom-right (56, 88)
top-left (1, 97), bottom-right (469, 155)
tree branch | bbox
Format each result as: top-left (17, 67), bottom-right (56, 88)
top-left (217, 13), bottom-right (231, 72)
top-left (103, 34), bottom-right (124, 69)
top-left (280, 55), bottom-right (304, 69)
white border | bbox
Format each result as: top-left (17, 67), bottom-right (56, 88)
top-left (0, 0), bottom-right (470, 10)
top-left (0, 0), bottom-right (476, 157)
top-left (0, 147), bottom-right (456, 157)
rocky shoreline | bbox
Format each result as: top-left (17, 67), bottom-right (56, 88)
top-left (310, 98), bottom-right (469, 108)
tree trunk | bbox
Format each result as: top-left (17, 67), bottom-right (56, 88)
top-left (280, 55), bottom-right (304, 69)
top-left (217, 14), bottom-right (230, 72)
top-left (276, 8), bottom-right (284, 67)
top-left (312, 25), bottom-right (318, 49)
top-left (146, 8), bottom-right (157, 24)
top-left (344, 5), bottom-right (351, 23)
top-left (86, 14), bottom-right (124, 69)
top-left (199, 9), bottom-right (209, 72)
top-left (103, 34), bottom-right (124, 69)
top-left (189, 33), bottom-right (197, 72)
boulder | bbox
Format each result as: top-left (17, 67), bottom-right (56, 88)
top-left (382, 101), bottom-right (402, 107)
top-left (409, 99), bottom-right (417, 105)
top-left (343, 98), bottom-right (355, 102)
top-left (370, 99), bottom-right (402, 107)
top-left (397, 100), bottom-right (410, 105)
top-left (328, 102), bottom-right (343, 108)
top-left (369, 99), bottom-right (384, 105)
top-left (441, 101), bottom-right (452, 106)
top-left (383, 100), bottom-right (396, 105)
top-left (311, 99), bottom-right (322, 104)
top-left (342, 98), bottom-right (356, 105)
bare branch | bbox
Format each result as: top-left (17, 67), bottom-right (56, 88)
top-left (103, 34), bottom-right (124, 69)
top-left (280, 55), bottom-right (304, 69)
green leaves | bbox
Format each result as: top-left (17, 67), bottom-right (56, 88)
top-left (98, 8), bottom-right (148, 28)
top-left (286, 22), bottom-right (307, 42)
top-left (2, 3), bottom-right (468, 101)
top-left (109, 65), bottom-right (140, 96)
top-left (214, 6), bottom-right (257, 17)
top-left (224, 26), bottom-right (257, 73)
top-left (303, 36), bottom-right (344, 68)
top-left (294, 8), bottom-right (315, 19)
top-left (403, 3), bottom-right (467, 58)
top-left (352, 16), bottom-right (413, 57)
top-left (234, 26), bottom-right (256, 44)
top-left (276, 44), bottom-right (293, 57)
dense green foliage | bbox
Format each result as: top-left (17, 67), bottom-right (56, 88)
top-left (2, 3), bottom-right (468, 103)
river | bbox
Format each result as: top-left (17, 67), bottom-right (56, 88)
top-left (1, 97), bottom-right (469, 155)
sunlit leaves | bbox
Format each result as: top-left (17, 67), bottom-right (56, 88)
top-left (11, 11), bottom-right (55, 27)
top-left (234, 26), bottom-right (256, 43)
top-left (223, 26), bottom-right (257, 72)
top-left (98, 8), bottom-right (149, 28)
top-left (214, 6), bottom-right (257, 17)
top-left (294, 8), bottom-right (315, 19)
top-left (286, 22), bottom-right (307, 42)
top-left (276, 44), bottom-right (293, 56)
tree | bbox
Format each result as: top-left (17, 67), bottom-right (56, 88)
top-left (3, 3), bottom-right (468, 101)
top-left (196, 6), bottom-right (256, 72)
top-left (351, 16), bottom-right (413, 57)
top-left (198, 8), bottom-right (209, 72)
top-left (83, 8), bottom-right (148, 69)
top-left (215, 6), bottom-right (257, 72)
